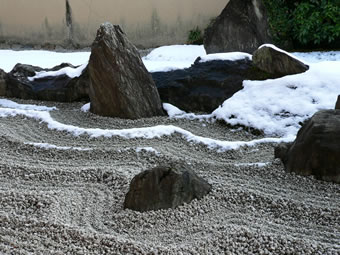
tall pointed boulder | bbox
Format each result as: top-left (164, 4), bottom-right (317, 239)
top-left (88, 23), bottom-right (164, 119)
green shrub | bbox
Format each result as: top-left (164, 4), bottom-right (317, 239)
top-left (264, 0), bottom-right (340, 49)
top-left (187, 27), bottom-right (203, 45)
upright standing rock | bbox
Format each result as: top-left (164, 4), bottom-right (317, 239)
top-left (204, 0), bottom-right (272, 54)
top-left (88, 23), bottom-right (164, 119)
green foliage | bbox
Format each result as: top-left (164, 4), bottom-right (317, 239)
top-left (187, 27), bottom-right (203, 45)
top-left (263, 0), bottom-right (340, 48)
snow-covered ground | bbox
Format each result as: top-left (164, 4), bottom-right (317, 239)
top-left (0, 45), bottom-right (339, 142)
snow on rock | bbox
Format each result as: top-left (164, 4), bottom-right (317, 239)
top-left (199, 52), bottom-right (252, 62)
top-left (0, 99), bottom-right (57, 111)
top-left (212, 61), bottom-right (340, 138)
top-left (259, 44), bottom-right (306, 63)
top-left (142, 45), bottom-right (206, 72)
top-left (81, 103), bottom-right (90, 112)
top-left (28, 62), bottom-right (88, 81)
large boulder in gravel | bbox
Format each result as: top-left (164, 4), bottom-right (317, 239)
top-left (88, 23), bottom-right (163, 119)
top-left (275, 109), bottom-right (340, 183)
top-left (152, 57), bottom-right (273, 113)
top-left (204, 0), bottom-right (272, 54)
top-left (253, 45), bottom-right (309, 77)
top-left (0, 68), bottom-right (6, 96)
top-left (124, 164), bottom-right (211, 212)
top-left (4, 63), bottom-right (89, 102)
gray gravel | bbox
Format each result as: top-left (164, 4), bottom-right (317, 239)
top-left (0, 99), bottom-right (339, 254)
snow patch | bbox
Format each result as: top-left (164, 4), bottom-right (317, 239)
top-left (212, 61), bottom-right (340, 137)
top-left (199, 52), bottom-right (252, 63)
top-left (28, 62), bottom-right (88, 81)
top-left (0, 107), bottom-right (291, 152)
top-left (25, 142), bottom-right (92, 151)
top-left (81, 103), bottom-right (91, 112)
top-left (0, 99), bottom-right (57, 111)
top-left (143, 45), bottom-right (206, 72)
top-left (136, 147), bottom-right (160, 155)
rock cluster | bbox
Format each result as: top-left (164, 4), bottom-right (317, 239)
top-left (124, 164), bottom-right (211, 212)
top-left (88, 23), bottom-right (164, 119)
top-left (204, 0), bottom-right (272, 54)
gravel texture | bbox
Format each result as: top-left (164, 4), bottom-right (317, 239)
top-left (0, 99), bottom-right (339, 254)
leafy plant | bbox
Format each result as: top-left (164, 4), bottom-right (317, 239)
top-left (187, 27), bottom-right (203, 45)
top-left (263, 0), bottom-right (340, 49)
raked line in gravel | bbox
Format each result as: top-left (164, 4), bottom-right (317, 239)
top-left (0, 99), bottom-right (293, 152)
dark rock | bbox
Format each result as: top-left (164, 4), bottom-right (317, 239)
top-left (0, 68), bottom-right (7, 96)
top-left (5, 63), bottom-right (90, 102)
top-left (152, 57), bottom-right (273, 113)
top-left (275, 110), bottom-right (340, 183)
top-left (204, 0), bottom-right (272, 54)
top-left (88, 23), bottom-right (164, 119)
top-left (335, 95), bottom-right (340, 110)
top-left (253, 45), bottom-right (309, 77)
top-left (124, 164), bottom-right (211, 212)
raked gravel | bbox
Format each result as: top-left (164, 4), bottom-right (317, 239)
top-left (0, 98), bottom-right (339, 254)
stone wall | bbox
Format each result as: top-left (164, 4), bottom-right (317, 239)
top-left (0, 0), bottom-right (228, 49)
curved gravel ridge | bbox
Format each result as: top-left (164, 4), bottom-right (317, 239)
top-left (0, 98), bottom-right (339, 254)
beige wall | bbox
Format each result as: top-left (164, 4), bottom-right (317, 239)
top-left (0, 0), bottom-right (228, 49)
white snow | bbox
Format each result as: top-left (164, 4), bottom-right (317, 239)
top-left (211, 60), bottom-right (340, 137)
top-left (0, 50), bottom-right (90, 73)
top-left (136, 147), bottom-right (160, 155)
top-left (1, 44), bottom-right (339, 142)
top-left (199, 52), bottom-right (252, 62)
top-left (142, 45), bottom-right (206, 72)
top-left (0, 104), bottom-right (290, 152)
top-left (292, 51), bottom-right (340, 63)
top-left (25, 142), bottom-right (92, 151)
top-left (163, 103), bottom-right (186, 117)
top-left (28, 62), bottom-right (88, 81)
top-left (259, 44), bottom-right (305, 63)
top-left (0, 99), bottom-right (57, 111)
top-left (81, 103), bottom-right (91, 112)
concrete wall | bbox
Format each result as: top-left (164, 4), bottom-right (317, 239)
top-left (0, 0), bottom-right (228, 49)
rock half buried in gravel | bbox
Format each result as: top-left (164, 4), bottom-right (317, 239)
top-left (88, 23), bottom-right (164, 119)
top-left (253, 45), bottom-right (309, 77)
top-left (124, 164), bottom-right (211, 212)
top-left (275, 110), bottom-right (340, 183)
